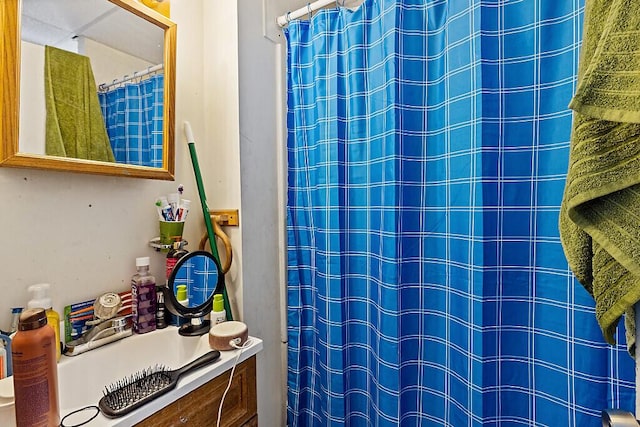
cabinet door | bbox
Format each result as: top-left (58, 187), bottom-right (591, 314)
top-left (242, 414), bottom-right (259, 427)
top-left (135, 356), bottom-right (257, 427)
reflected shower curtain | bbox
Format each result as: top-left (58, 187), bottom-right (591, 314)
top-left (98, 74), bottom-right (164, 167)
top-left (285, 0), bottom-right (634, 426)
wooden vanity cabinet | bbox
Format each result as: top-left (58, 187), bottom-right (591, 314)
top-left (135, 356), bottom-right (257, 427)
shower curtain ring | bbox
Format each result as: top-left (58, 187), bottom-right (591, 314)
top-left (286, 11), bottom-right (292, 23)
top-left (307, 3), bottom-right (313, 19)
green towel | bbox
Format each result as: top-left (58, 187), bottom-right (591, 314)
top-left (44, 46), bottom-right (115, 162)
top-left (560, 0), bottom-right (640, 354)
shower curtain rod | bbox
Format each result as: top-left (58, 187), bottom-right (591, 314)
top-left (277, 0), bottom-right (335, 27)
top-left (98, 63), bottom-right (163, 92)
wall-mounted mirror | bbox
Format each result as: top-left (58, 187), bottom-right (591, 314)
top-left (0, 0), bottom-right (176, 180)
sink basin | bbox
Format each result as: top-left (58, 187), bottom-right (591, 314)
top-left (58, 326), bottom-right (208, 414)
top-left (0, 326), bottom-right (262, 426)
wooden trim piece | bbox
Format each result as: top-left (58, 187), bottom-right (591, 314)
top-left (0, 0), bottom-right (176, 180)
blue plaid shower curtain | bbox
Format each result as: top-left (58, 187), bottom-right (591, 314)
top-left (285, 0), bottom-right (635, 426)
top-left (98, 74), bottom-right (164, 167)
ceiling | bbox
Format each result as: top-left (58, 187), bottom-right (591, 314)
top-left (21, 0), bottom-right (164, 64)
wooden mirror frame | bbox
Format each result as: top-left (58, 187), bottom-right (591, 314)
top-left (0, 0), bottom-right (176, 180)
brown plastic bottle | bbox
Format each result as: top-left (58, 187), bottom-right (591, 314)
top-left (11, 308), bottom-right (60, 427)
top-left (165, 237), bottom-right (188, 280)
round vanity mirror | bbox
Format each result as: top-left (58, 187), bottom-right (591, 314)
top-left (164, 250), bottom-right (223, 336)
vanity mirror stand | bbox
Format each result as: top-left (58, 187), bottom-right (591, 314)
top-left (163, 251), bottom-right (223, 336)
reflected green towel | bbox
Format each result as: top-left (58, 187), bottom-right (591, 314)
top-left (44, 46), bottom-right (115, 162)
top-left (560, 0), bottom-right (640, 354)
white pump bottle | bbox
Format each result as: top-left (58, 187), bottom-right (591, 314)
top-left (27, 283), bottom-right (61, 361)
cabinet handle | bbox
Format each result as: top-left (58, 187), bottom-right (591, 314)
top-left (180, 415), bottom-right (189, 423)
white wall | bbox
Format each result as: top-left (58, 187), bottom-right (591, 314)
top-left (1, 2), bottom-right (224, 321)
top-left (237, 1), bottom-right (289, 425)
top-left (79, 37), bottom-right (154, 87)
top-left (201, 2), bottom-right (244, 321)
top-left (3, 1), bottom-right (287, 425)
top-left (19, 41), bottom-right (46, 155)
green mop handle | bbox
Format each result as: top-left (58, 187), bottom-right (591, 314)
top-left (183, 121), bottom-right (233, 321)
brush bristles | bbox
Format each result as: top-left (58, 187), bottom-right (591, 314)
top-left (101, 365), bottom-right (171, 412)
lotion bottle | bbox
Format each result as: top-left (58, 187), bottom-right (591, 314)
top-left (173, 284), bottom-right (188, 327)
top-left (27, 284), bottom-right (61, 362)
top-left (165, 238), bottom-right (188, 280)
top-left (210, 294), bottom-right (226, 326)
top-left (12, 308), bottom-right (60, 427)
top-left (0, 340), bottom-right (5, 379)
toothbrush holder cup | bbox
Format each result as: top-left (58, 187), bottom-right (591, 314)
top-left (159, 220), bottom-right (185, 250)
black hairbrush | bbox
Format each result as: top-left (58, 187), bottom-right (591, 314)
top-left (98, 350), bottom-right (221, 418)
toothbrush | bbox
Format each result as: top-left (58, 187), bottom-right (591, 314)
top-left (176, 184), bottom-right (185, 220)
top-left (154, 199), bottom-right (164, 220)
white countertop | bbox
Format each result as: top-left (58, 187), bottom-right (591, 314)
top-left (1, 326), bottom-right (263, 427)
top-left (89, 337), bottom-right (262, 426)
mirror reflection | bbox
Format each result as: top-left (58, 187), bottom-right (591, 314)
top-left (0, 0), bottom-right (176, 179)
top-left (170, 251), bottom-right (220, 310)
top-left (20, 0), bottom-right (165, 167)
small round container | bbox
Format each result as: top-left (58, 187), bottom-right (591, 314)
top-left (209, 321), bottom-right (249, 351)
top-left (0, 376), bottom-right (16, 427)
